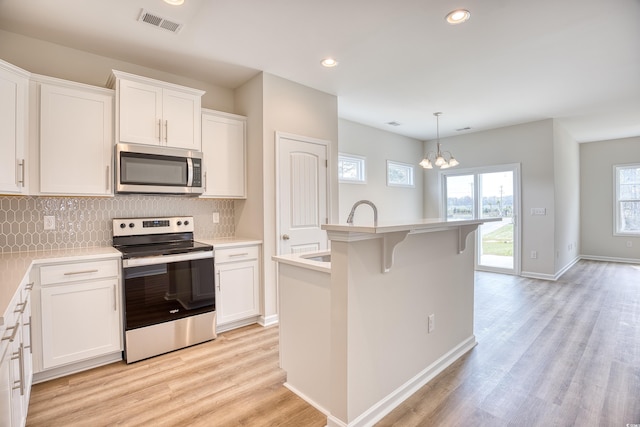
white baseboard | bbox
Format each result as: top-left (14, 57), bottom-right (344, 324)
top-left (580, 254), bottom-right (640, 264)
top-left (283, 382), bottom-right (330, 416)
top-left (33, 351), bottom-right (122, 384)
top-left (326, 335), bottom-right (477, 427)
top-left (519, 270), bottom-right (558, 281)
top-left (259, 313), bottom-right (279, 327)
top-left (216, 316), bottom-right (260, 333)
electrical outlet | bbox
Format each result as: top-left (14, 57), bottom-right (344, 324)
top-left (530, 208), bottom-right (546, 216)
top-left (43, 216), bottom-right (56, 230)
top-left (428, 314), bottom-right (435, 333)
top-left (212, 212), bottom-right (220, 224)
top-left (530, 250), bottom-right (537, 259)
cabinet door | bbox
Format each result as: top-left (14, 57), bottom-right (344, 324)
top-left (0, 340), bottom-right (11, 427)
top-left (40, 279), bottom-right (121, 369)
top-left (215, 260), bottom-right (259, 325)
top-left (40, 83), bottom-right (113, 195)
top-left (201, 112), bottom-right (246, 198)
top-left (0, 63), bottom-right (28, 194)
top-left (163, 88), bottom-right (201, 150)
top-left (118, 79), bottom-right (163, 146)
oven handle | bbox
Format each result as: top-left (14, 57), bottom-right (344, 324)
top-left (123, 250), bottom-right (214, 268)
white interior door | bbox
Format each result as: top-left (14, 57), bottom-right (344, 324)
top-left (277, 133), bottom-right (329, 255)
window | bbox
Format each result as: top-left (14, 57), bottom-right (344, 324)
top-left (338, 153), bottom-right (366, 183)
top-left (386, 160), bottom-right (415, 188)
top-left (615, 164), bottom-right (640, 235)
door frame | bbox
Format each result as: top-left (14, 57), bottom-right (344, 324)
top-left (275, 131), bottom-right (331, 256)
top-left (440, 163), bottom-right (522, 275)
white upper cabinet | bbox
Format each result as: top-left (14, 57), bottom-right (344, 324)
top-left (37, 76), bottom-right (114, 196)
top-left (109, 70), bottom-right (204, 150)
top-left (201, 109), bottom-right (247, 198)
top-left (0, 60), bottom-right (29, 195)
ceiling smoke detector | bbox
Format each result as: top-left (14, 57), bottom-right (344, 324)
top-left (138, 9), bottom-right (183, 33)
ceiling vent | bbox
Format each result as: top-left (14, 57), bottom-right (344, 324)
top-left (138, 9), bottom-right (183, 33)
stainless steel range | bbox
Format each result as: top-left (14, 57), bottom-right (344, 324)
top-left (112, 216), bottom-right (216, 363)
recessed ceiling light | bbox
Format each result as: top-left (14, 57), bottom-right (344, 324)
top-left (321, 58), bottom-right (339, 68)
top-left (164, 0), bottom-right (184, 5)
top-left (446, 9), bottom-right (470, 24)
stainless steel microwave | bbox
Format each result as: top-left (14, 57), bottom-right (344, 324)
top-left (115, 143), bottom-right (204, 195)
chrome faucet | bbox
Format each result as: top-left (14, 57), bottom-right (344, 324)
top-left (346, 200), bottom-right (378, 226)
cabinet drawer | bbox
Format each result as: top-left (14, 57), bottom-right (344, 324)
top-left (215, 246), bottom-right (259, 263)
top-left (40, 259), bottom-right (119, 285)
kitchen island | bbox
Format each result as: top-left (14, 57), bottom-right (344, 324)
top-left (273, 218), bottom-right (499, 427)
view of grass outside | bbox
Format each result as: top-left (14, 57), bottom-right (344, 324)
top-left (482, 222), bottom-right (513, 256)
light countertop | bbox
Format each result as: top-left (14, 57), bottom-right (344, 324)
top-left (1, 237), bottom-right (262, 327)
top-left (322, 217), bottom-right (501, 234)
top-left (0, 247), bottom-right (121, 326)
top-left (272, 251), bottom-right (331, 273)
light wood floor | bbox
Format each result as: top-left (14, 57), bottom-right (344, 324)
top-left (27, 260), bottom-right (640, 426)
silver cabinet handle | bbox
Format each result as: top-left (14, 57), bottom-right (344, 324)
top-left (1, 325), bottom-right (18, 342)
top-left (113, 284), bottom-right (117, 312)
top-left (229, 252), bottom-right (249, 257)
top-left (106, 165), bottom-right (111, 192)
top-left (282, 234), bottom-right (290, 240)
top-left (203, 171), bottom-right (207, 192)
top-left (17, 159), bottom-right (25, 187)
top-left (63, 269), bottom-right (99, 276)
top-left (14, 301), bottom-right (27, 314)
top-left (216, 271), bottom-right (221, 292)
top-left (25, 282), bottom-right (34, 291)
top-left (165, 120), bottom-right (168, 143)
top-left (158, 119), bottom-right (162, 142)
top-left (11, 344), bottom-right (25, 395)
top-left (26, 316), bottom-right (32, 354)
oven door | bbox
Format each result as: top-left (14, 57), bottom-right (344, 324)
top-left (123, 251), bottom-right (215, 331)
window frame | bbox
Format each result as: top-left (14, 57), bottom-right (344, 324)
top-left (338, 153), bottom-right (367, 184)
top-left (386, 160), bottom-right (415, 188)
top-left (614, 163), bottom-right (640, 236)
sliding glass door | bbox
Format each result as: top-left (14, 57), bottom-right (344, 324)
top-left (443, 165), bottom-right (520, 274)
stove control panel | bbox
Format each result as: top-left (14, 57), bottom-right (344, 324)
top-left (112, 216), bottom-right (195, 237)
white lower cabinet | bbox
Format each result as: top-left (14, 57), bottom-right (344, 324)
top-left (36, 258), bottom-right (122, 371)
top-left (215, 245), bottom-right (260, 330)
top-left (1, 276), bottom-right (34, 427)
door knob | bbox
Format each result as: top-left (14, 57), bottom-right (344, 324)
top-left (282, 234), bottom-right (290, 240)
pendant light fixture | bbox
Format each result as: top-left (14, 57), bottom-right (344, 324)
top-left (419, 112), bottom-right (459, 169)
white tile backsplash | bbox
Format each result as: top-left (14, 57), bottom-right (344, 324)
top-left (0, 195), bottom-right (234, 253)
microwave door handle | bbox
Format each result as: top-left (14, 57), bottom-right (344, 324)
top-left (187, 158), bottom-right (194, 187)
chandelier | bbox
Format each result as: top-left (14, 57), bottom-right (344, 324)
top-left (419, 112), bottom-right (459, 169)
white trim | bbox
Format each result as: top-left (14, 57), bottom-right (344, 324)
top-left (386, 160), bottom-right (415, 188)
top-left (283, 382), bottom-right (331, 416)
top-left (580, 255), bottom-right (640, 265)
top-left (326, 335), bottom-right (477, 427)
top-left (338, 152), bottom-right (367, 184)
top-left (519, 271), bottom-right (558, 281)
top-left (440, 163), bottom-right (522, 276)
top-left (258, 313), bottom-right (279, 327)
top-left (613, 163), bottom-right (640, 236)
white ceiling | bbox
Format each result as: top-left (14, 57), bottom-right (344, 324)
top-left (0, 0), bottom-right (638, 142)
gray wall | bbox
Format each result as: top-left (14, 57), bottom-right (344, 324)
top-left (553, 121), bottom-right (581, 272)
top-left (0, 29), bottom-right (235, 112)
top-left (235, 72), bottom-right (339, 322)
top-left (338, 119), bottom-right (424, 223)
top-left (580, 136), bottom-right (640, 261)
top-left (423, 119), bottom-right (576, 278)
